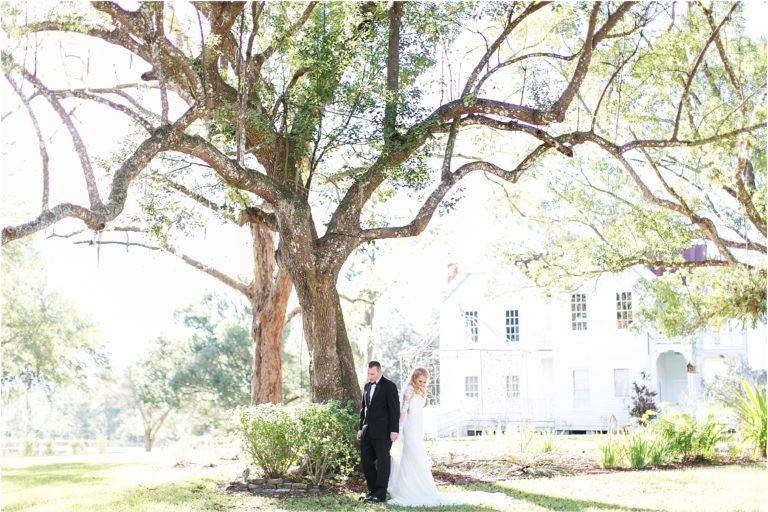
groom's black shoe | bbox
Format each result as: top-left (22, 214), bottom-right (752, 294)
top-left (362, 495), bottom-right (382, 503)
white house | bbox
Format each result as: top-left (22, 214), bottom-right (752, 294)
top-left (433, 260), bottom-right (764, 437)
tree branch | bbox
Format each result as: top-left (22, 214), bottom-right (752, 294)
top-left (46, 89), bottom-right (155, 132)
top-left (328, 3), bottom-right (633, 235)
top-left (5, 74), bottom-right (49, 210)
top-left (588, 132), bottom-right (747, 265)
top-left (465, 2), bottom-right (550, 95)
top-left (150, 174), bottom-right (228, 217)
top-left (4, 52), bottom-right (103, 210)
top-left (671, 2), bottom-right (737, 140)
top-left (238, 206), bottom-right (278, 232)
top-left (383, 0), bottom-right (403, 144)
top-left (2, 105), bottom-right (201, 244)
top-left (283, 306), bottom-right (302, 328)
top-left (70, 231), bottom-right (253, 298)
top-left (173, 134), bottom-right (290, 205)
top-left (620, 123), bottom-right (765, 151)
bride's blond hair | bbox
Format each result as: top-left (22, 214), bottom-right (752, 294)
top-left (408, 367), bottom-right (430, 396)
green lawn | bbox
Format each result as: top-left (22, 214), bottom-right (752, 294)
top-left (2, 454), bottom-right (765, 511)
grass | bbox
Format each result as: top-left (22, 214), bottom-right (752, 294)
top-left (473, 464), bottom-right (768, 512)
top-left (1, 453), bottom-right (765, 511)
top-left (1, 454), bottom-right (235, 512)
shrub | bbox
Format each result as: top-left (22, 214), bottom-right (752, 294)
top-left (625, 433), bottom-right (650, 469)
top-left (22, 439), bottom-right (36, 456)
top-left (730, 379), bottom-right (767, 458)
top-left (629, 372), bottom-right (658, 425)
top-left (647, 435), bottom-right (671, 466)
top-left (654, 410), bottom-right (727, 461)
top-left (597, 435), bottom-right (622, 468)
top-left (538, 430), bottom-right (556, 453)
top-left (69, 441), bottom-right (85, 455)
top-left (237, 403), bottom-right (301, 478)
top-left (237, 402), bottom-right (359, 483)
top-left (296, 401), bottom-right (358, 485)
top-left (506, 424), bottom-right (536, 459)
top-left (69, 440), bottom-right (85, 455)
top-left (725, 439), bottom-right (747, 459)
top-left (43, 440), bottom-right (54, 456)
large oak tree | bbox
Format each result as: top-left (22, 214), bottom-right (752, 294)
top-left (2, 2), bottom-right (762, 404)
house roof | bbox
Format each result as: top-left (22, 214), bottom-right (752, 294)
top-left (442, 271), bottom-right (474, 303)
top-left (442, 262), bottom-right (661, 304)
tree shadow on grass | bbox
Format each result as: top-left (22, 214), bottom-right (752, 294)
top-left (81, 478), bottom-right (234, 512)
top-left (464, 482), bottom-right (664, 512)
top-left (266, 492), bottom-right (499, 512)
top-left (2, 462), bottom-right (131, 487)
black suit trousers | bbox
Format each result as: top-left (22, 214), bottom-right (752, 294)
top-left (359, 430), bottom-right (392, 500)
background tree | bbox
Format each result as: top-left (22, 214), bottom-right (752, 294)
top-left (339, 242), bottom-right (387, 374)
top-left (172, 293), bottom-right (252, 408)
top-left (280, 318), bottom-right (309, 402)
top-left (1, 240), bottom-right (106, 437)
top-left (126, 292), bottom-right (260, 450)
top-left (127, 337), bottom-right (186, 452)
top-left (3, 2), bottom-right (762, 405)
top-left (51, 171), bottom-right (292, 405)
top-left (376, 318), bottom-right (441, 405)
top-left (705, 359), bottom-right (767, 405)
top-left (492, 1), bottom-right (765, 337)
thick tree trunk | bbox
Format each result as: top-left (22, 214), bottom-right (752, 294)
top-left (248, 223), bottom-right (292, 405)
top-left (332, 289), bottom-right (363, 407)
top-left (250, 297), bottom-right (286, 404)
top-left (294, 281), bottom-right (359, 406)
top-left (275, 202), bottom-right (360, 406)
top-left (143, 429), bottom-right (154, 452)
top-left (142, 409), bottom-right (170, 452)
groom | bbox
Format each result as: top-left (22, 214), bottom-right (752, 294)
top-left (357, 361), bottom-right (400, 503)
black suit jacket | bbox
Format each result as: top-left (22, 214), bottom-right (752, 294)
top-left (358, 376), bottom-right (400, 439)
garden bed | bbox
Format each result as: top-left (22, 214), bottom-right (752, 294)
top-left (429, 450), bottom-right (763, 485)
top-left (222, 450), bottom-right (763, 500)
top-left (225, 476), bottom-right (322, 496)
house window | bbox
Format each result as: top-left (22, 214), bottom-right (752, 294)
top-left (571, 293), bottom-right (587, 330)
top-left (572, 369), bottom-right (589, 408)
top-left (614, 368), bottom-right (630, 397)
top-left (464, 310), bottom-right (479, 343)
top-left (465, 376), bottom-right (479, 398)
top-left (616, 292), bottom-right (633, 328)
top-left (505, 309), bottom-right (519, 342)
top-left (506, 375), bottom-right (520, 398)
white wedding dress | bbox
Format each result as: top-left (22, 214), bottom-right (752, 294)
top-left (387, 385), bottom-right (508, 508)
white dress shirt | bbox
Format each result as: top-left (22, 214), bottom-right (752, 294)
top-left (368, 375), bottom-right (382, 403)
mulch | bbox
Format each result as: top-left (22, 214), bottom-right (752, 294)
top-left (431, 452), bottom-right (763, 484)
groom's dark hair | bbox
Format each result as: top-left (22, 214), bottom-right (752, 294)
top-left (368, 361), bottom-right (381, 370)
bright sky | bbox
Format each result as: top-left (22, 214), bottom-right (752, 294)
top-left (1, 2), bottom-right (766, 370)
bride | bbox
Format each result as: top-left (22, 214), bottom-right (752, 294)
top-left (386, 367), bottom-right (506, 507)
